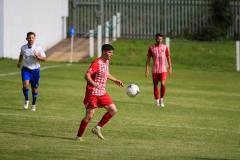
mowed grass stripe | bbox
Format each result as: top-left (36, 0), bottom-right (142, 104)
top-left (0, 111), bottom-right (239, 135)
top-left (1, 40), bottom-right (240, 160)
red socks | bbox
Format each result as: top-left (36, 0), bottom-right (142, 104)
top-left (77, 120), bottom-right (88, 137)
top-left (160, 84), bottom-right (166, 98)
top-left (154, 84), bottom-right (166, 99)
top-left (154, 85), bottom-right (159, 99)
top-left (77, 112), bottom-right (114, 137)
top-left (98, 112), bottom-right (113, 127)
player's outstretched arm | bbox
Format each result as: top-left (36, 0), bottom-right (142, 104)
top-left (108, 74), bottom-right (124, 87)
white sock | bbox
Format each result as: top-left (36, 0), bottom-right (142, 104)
top-left (96, 125), bottom-right (101, 129)
top-left (160, 98), bottom-right (164, 103)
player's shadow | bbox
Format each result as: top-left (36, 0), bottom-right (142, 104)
top-left (1, 131), bottom-right (74, 141)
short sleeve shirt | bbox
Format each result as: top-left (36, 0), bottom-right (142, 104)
top-left (86, 58), bottom-right (109, 96)
top-left (20, 43), bottom-right (46, 70)
top-left (147, 44), bottom-right (169, 73)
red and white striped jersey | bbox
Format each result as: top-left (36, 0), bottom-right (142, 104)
top-left (86, 58), bottom-right (109, 96)
top-left (147, 44), bottom-right (169, 73)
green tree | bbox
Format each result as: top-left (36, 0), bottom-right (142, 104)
top-left (195, 0), bottom-right (233, 41)
top-left (211, 0), bottom-right (233, 36)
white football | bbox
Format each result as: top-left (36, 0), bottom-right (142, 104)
top-left (126, 84), bottom-right (140, 97)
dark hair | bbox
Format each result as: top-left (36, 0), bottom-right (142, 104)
top-left (155, 33), bottom-right (164, 38)
top-left (27, 32), bottom-right (36, 38)
top-left (102, 44), bottom-right (114, 52)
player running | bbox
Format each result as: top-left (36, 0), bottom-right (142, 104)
top-left (17, 32), bottom-right (46, 111)
top-left (76, 44), bottom-right (124, 141)
top-left (145, 33), bottom-right (172, 107)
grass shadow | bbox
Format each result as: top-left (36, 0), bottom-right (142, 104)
top-left (1, 131), bottom-right (74, 141)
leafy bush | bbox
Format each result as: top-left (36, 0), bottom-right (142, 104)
top-left (193, 0), bottom-right (233, 41)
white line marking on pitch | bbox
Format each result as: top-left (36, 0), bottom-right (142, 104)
top-left (0, 64), bottom-right (68, 77)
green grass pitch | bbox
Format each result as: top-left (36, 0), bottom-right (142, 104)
top-left (0, 39), bottom-right (240, 160)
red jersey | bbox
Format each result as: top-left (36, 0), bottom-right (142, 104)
top-left (147, 44), bottom-right (169, 73)
top-left (85, 58), bottom-right (109, 96)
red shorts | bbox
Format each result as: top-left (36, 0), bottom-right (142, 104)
top-left (152, 72), bottom-right (167, 83)
top-left (83, 93), bottom-right (113, 109)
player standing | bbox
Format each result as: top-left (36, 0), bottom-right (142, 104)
top-left (145, 33), bottom-right (172, 107)
top-left (76, 44), bottom-right (123, 141)
top-left (17, 32), bottom-right (46, 111)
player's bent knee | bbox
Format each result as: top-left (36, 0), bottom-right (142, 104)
top-left (23, 81), bottom-right (30, 87)
top-left (32, 88), bottom-right (38, 93)
top-left (84, 116), bottom-right (93, 122)
top-left (23, 84), bottom-right (29, 88)
top-left (113, 110), bottom-right (118, 115)
top-left (110, 107), bottom-right (118, 115)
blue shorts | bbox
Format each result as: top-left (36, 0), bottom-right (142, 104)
top-left (21, 67), bottom-right (40, 88)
